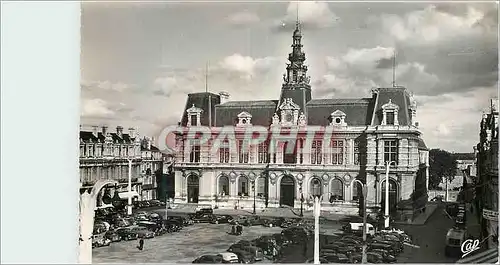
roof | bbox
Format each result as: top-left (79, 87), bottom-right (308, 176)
top-left (180, 92), bottom-right (221, 126)
top-left (278, 87), bottom-right (312, 113)
top-left (306, 98), bottom-right (374, 126)
top-left (80, 131), bottom-right (105, 143)
top-left (418, 138), bottom-right (428, 150)
top-left (371, 87), bottom-right (411, 126)
top-left (215, 100), bottom-right (278, 126)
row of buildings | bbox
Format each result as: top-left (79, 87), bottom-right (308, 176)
top-left (79, 125), bottom-right (174, 206)
top-left (474, 98), bottom-right (498, 250)
top-left (170, 22), bottom-right (430, 220)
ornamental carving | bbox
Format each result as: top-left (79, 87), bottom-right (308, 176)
top-left (269, 173), bottom-right (278, 185)
top-left (229, 171), bottom-right (237, 183)
top-left (343, 174), bottom-right (352, 183)
top-left (296, 173), bottom-right (304, 182)
top-left (322, 173), bottom-right (330, 183)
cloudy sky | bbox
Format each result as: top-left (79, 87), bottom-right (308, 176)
top-left (81, 1), bottom-right (498, 153)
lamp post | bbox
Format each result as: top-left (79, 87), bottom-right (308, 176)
top-left (127, 158), bottom-right (134, 216)
top-left (252, 180), bottom-right (256, 215)
top-left (79, 180), bottom-right (118, 264)
top-left (351, 179), bottom-right (374, 264)
top-left (299, 182), bottom-right (304, 217)
top-left (309, 189), bottom-right (334, 264)
top-left (384, 161), bottom-right (396, 228)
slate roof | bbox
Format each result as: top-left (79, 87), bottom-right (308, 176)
top-left (80, 131), bottom-right (135, 144)
top-left (215, 100), bottom-right (278, 126)
top-left (371, 87), bottom-right (411, 126)
top-left (306, 98), bottom-right (374, 126)
top-left (278, 88), bottom-right (312, 113)
top-left (418, 138), bottom-right (428, 150)
top-left (180, 92), bottom-right (221, 126)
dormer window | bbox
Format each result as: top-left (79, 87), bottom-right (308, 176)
top-left (330, 110), bottom-right (347, 126)
top-left (382, 99), bottom-right (399, 126)
top-left (186, 104), bottom-right (203, 127)
top-left (237, 111), bottom-right (252, 126)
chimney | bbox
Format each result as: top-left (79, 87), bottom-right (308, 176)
top-left (219, 92), bottom-right (229, 104)
top-left (128, 127), bottom-right (136, 138)
top-left (92, 126), bottom-right (99, 137)
top-left (116, 126), bottom-right (123, 137)
top-left (102, 126), bottom-right (108, 136)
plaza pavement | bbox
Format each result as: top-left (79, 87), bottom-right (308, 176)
top-left (92, 223), bottom-right (282, 263)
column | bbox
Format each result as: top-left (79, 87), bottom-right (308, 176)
top-left (376, 138), bottom-right (384, 166)
top-left (348, 139), bottom-right (354, 165)
top-left (366, 173), bottom-right (376, 204)
top-left (366, 135), bottom-right (377, 167)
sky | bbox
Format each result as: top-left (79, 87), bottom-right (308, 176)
top-left (80, 1), bottom-right (498, 153)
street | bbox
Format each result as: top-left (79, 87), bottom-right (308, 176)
top-left (395, 202), bottom-right (458, 263)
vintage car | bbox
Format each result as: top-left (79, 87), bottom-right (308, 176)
top-left (115, 227), bottom-right (139, 241)
top-left (192, 255), bottom-right (223, 263)
top-left (217, 252), bottom-right (239, 264)
top-left (210, 215), bottom-right (233, 224)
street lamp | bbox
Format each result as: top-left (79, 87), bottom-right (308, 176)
top-left (126, 158), bottom-right (134, 216)
top-left (252, 180), bottom-right (256, 215)
top-left (299, 182), bottom-right (304, 217)
top-left (79, 179), bottom-right (118, 264)
top-left (351, 179), bottom-right (375, 264)
top-left (384, 161), bottom-right (396, 228)
top-left (308, 181), bottom-right (334, 265)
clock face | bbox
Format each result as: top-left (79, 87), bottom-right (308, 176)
top-left (285, 112), bottom-right (293, 122)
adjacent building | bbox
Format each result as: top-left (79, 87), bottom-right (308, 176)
top-left (172, 22), bottom-right (429, 217)
top-left (79, 125), bottom-right (143, 205)
top-left (140, 137), bottom-right (163, 201)
top-left (475, 98), bottom-right (499, 249)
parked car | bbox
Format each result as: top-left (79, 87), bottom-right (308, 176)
top-left (192, 255), bottom-right (223, 263)
top-left (369, 249), bottom-right (397, 263)
top-left (305, 257), bottom-right (329, 263)
top-left (104, 230), bottom-right (121, 242)
top-left (229, 249), bottom-right (255, 264)
top-left (92, 234), bottom-right (111, 248)
top-left (368, 243), bottom-right (397, 256)
top-left (193, 214), bottom-right (215, 223)
top-left (115, 227), bottom-right (139, 241)
top-left (322, 253), bottom-right (350, 263)
top-left (196, 208), bottom-right (214, 216)
top-left (217, 252), bottom-right (239, 264)
top-left (230, 216), bottom-right (248, 225)
top-left (131, 226), bottom-right (155, 239)
top-left (168, 216), bottom-right (193, 226)
top-left (210, 215), bottom-right (233, 224)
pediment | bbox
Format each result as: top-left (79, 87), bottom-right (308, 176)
top-left (331, 110), bottom-right (346, 117)
top-left (382, 99), bottom-right (399, 110)
top-left (187, 104), bottom-right (203, 114)
top-left (237, 111), bottom-right (252, 118)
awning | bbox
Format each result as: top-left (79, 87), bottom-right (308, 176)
top-left (457, 247), bottom-right (498, 263)
top-left (118, 191), bottom-right (140, 199)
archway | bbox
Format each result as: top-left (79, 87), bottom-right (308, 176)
top-left (280, 175), bottom-right (295, 207)
top-left (381, 179), bottom-right (398, 213)
top-left (218, 175), bottom-right (229, 196)
top-left (187, 174), bottom-right (200, 203)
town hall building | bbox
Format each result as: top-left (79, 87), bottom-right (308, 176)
top-left (172, 22), bottom-right (429, 217)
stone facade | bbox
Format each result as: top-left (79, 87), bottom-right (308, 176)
top-left (140, 137), bottom-right (163, 200)
top-left (172, 23), bottom-right (429, 215)
top-left (475, 98), bottom-right (499, 249)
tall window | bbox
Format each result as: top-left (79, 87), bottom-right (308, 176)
top-left (384, 140), bottom-right (398, 164)
top-left (258, 142), bottom-right (269, 163)
top-left (191, 115), bottom-right (197, 126)
top-left (283, 141), bottom-right (297, 164)
top-left (386, 112), bottom-right (395, 125)
top-left (330, 178), bottom-right (344, 201)
top-left (354, 140), bottom-right (360, 165)
top-left (218, 175), bottom-right (229, 196)
top-left (310, 178), bottom-right (322, 196)
top-left (238, 140), bottom-right (249, 163)
top-left (298, 139), bottom-right (304, 164)
top-left (311, 140), bottom-right (322, 164)
top-left (219, 140), bottom-right (230, 163)
top-left (238, 176), bottom-right (249, 196)
top-left (331, 140), bottom-right (344, 165)
top-left (257, 177), bottom-right (266, 197)
top-left (190, 141), bottom-right (201, 163)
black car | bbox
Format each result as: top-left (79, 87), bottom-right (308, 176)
top-left (192, 214), bottom-right (215, 223)
top-left (210, 215), bottom-right (233, 224)
top-left (192, 255), bottom-right (223, 263)
top-left (369, 249), bottom-right (397, 263)
top-left (115, 227), bottom-right (139, 241)
top-left (230, 249), bottom-right (255, 264)
top-left (196, 208), bottom-right (214, 216)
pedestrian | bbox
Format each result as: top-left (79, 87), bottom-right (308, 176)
top-left (137, 238), bottom-right (144, 250)
top-left (231, 225), bottom-right (236, 235)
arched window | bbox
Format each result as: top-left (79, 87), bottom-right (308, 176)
top-left (330, 178), bottom-right (344, 201)
top-left (238, 176), bottom-right (249, 196)
top-left (310, 178), bottom-right (322, 197)
top-left (256, 176), bottom-right (266, 197)
top-left (218, 175), bottom-right (229, 196)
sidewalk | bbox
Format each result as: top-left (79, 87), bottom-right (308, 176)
top-left (394, 202), bottom-right (439, 225)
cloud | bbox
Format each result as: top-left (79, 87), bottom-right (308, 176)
top-left (81, 98), bottom-right (115, 117)
top-left (314, 46), bottom-right (440, 98)
top-left (274, 1), bottom-right (339, 31)
top-left (81, 80), bottom-right (133, 92)
top-left (226, 11), bottom-right (260, 26)
top-left (153, 53), bottom-right (282, 97)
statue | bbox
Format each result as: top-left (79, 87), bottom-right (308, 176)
top-left (272, 113), bottom-right (280, 125)
top-left (283, 73), bottom-right (287, 83)
top-left (298, 112), bottom-right (307, 126)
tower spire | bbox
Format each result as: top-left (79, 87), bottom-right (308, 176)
top-left (206, 61), bottom-right (212, 127)
top-left (296, 2), bottom-right (300, 29)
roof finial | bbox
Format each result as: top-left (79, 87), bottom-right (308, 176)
top-left (296, 1), bottom-right (300, 30)
top-left (392, 48), bottom-right (397, 87)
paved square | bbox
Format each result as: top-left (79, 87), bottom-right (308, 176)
top-left (92, 224), bottom-right (282, 263)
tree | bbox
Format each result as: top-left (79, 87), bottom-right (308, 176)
top-left (429, 149), bottom-right (458, 190)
